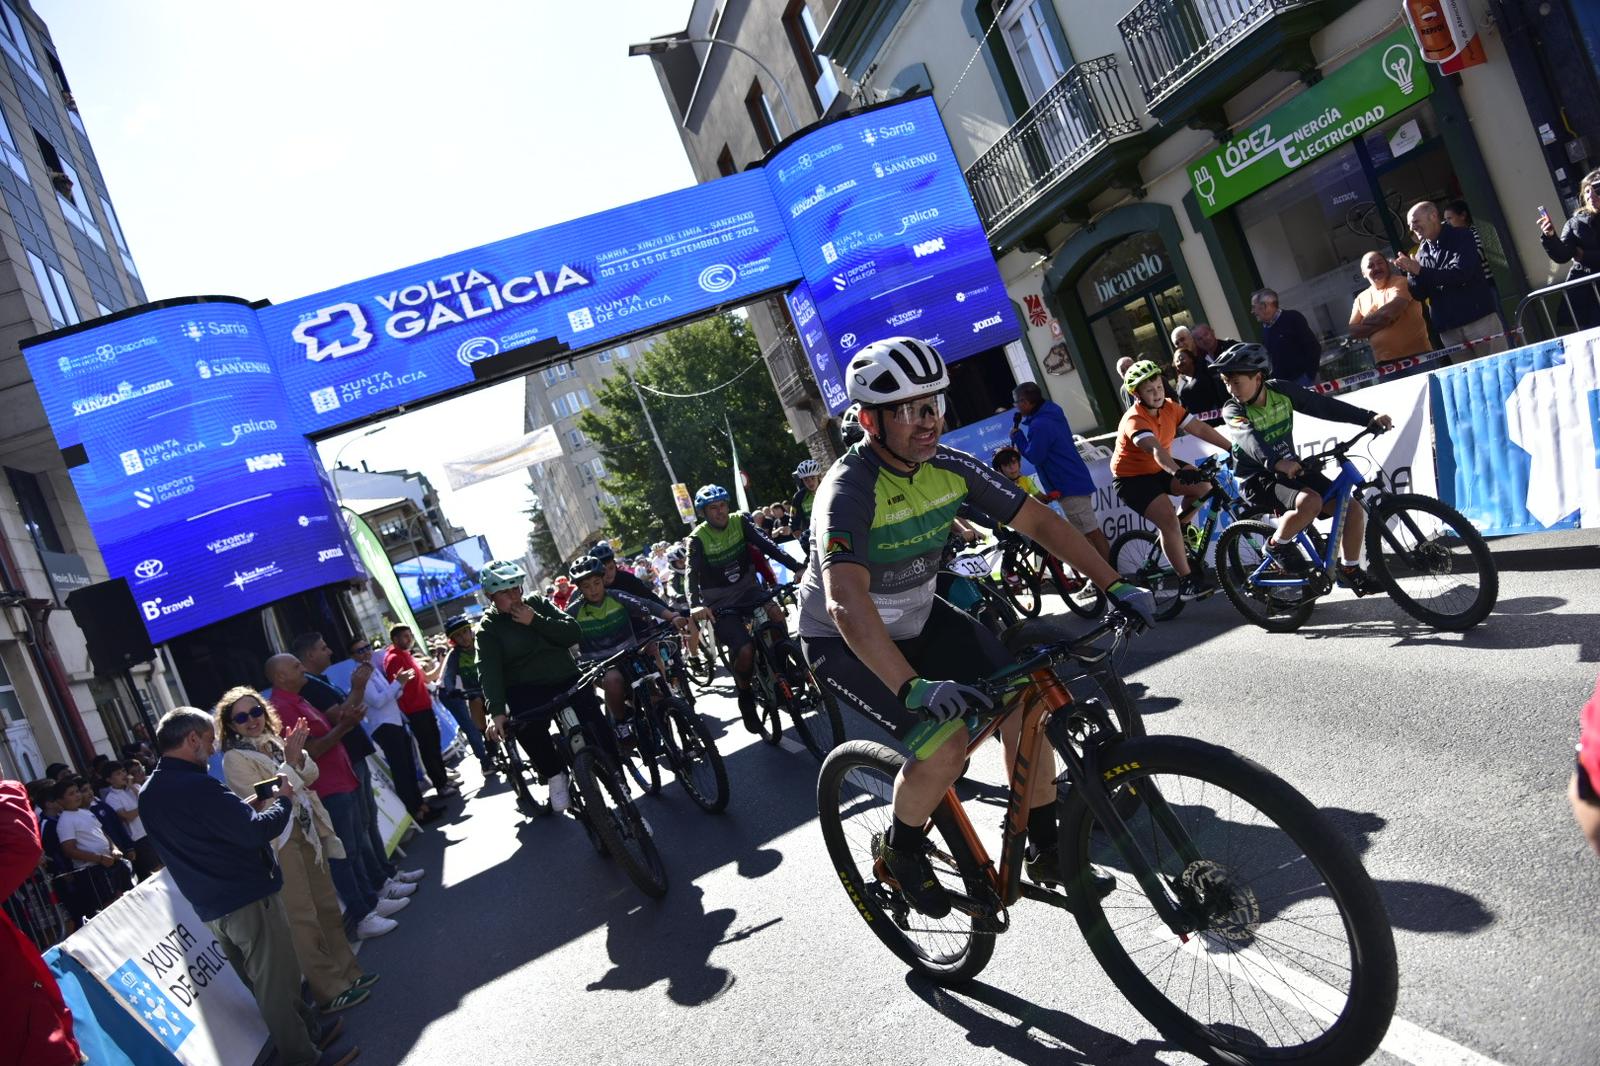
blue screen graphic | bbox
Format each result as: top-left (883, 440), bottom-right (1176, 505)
top-left (767, 95), bottom-right (1018, 398)
top-left (394, 535), bottom-right (491, 612)
top-left (23, 96), bottom-right (1015, 644)
top-left (25, 302), bottom-right (362, 643)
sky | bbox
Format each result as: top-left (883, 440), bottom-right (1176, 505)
top-left (36, 1), bottom-right (699, 559)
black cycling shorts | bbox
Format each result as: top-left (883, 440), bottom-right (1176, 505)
top-left (801, 597), bottom-right (1010, 753)
top-left (709, 589), bottom-right (778, 654)
top-left (1113, 460), bottom-right (1198, 516)
top-left (1247, 467), bottom-right (1334, 513)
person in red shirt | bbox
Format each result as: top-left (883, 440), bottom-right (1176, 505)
top-left (1, 778), bottom-right (82, 1066)
top-left (1571, 674), bottom-right (1600, 856)
top-left (382, 626), bottom-right (458, 801)
top-left (266, 655), bottom-right (410, 939)
top-left (550, 576), bottom-right (575, 611)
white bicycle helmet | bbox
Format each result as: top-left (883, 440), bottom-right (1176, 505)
top-left (793, 458), bottom-right (822, 479)
top-left (845, 337), bottom-right (949, 405)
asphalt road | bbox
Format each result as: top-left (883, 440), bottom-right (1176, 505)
top-left (339, 532), bottom-right (1600, 1066)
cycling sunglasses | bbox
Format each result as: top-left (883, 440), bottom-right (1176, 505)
top-left (877, 393), bottom-right (946, 425)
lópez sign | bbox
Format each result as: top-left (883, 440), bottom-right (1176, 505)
top-left (1189, 29), bottom-right (1433, 217)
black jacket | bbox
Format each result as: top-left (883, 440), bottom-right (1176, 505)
top-left (1541, 211), bottom-right (1600, 281)
top-left (1408, 225), bottom-right (1498, 330)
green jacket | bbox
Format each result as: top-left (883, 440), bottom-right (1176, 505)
top-left (476, 595), bottom-right (581, 718)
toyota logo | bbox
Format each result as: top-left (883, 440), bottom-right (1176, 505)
top-left (134, 559), bottom-right (164, 580)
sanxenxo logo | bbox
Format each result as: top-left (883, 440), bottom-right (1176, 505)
top-left (912, 237), bottom-right (946, 259)
top-left (972, 314), bottom-right (1004, 333)
top-left (133, 559), bottom-right (165, 581)
top-left (456, 336), bottom-right (500, 367)
top-left (697, 263), bottom-right (738, 294)
top-left (292, 303), bottom-right (374, 362)
top-left (245, 453), bottom-right (286, 473)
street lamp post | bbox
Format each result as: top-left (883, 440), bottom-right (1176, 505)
top-left (330, 425), bottom-right (388, 508)
top-left (628, 37), bottom-right (800, 137)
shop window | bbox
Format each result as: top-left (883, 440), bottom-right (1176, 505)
top-left (1075, 232), bottom-right (1194, 392)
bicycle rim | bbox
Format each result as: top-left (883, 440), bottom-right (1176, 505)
top-left (573, 750), bottom-right (668, 898)
top-left (505, 743), bottom-right (540, 817)
top-left (1065, 737), bottom-right (1397, 1065)
top-left (1215, 521), bottom-right (1316, 633)
top-left (1111, 529), bottom-right (1183, 620)
top-left (663, 698), bottom-right (729, 813)
top-left (754, 659), bottom-right (784, 745)
top-left (1006, 549), bottom-right (1042, 617)
top-left (816, 741), bottom-right (995, 985)
top-left (622, 719), bottom-right (662, 796)
top-left (1365, 494), bottom-right (1498, 630)
top-left (778, 645), bottom-right (845, 761)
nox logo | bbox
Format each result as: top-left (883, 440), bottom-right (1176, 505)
top-left (293, 303), bottom-right (374, 362)
top-left (182, 322), bottom-right (206, 342)
top-left (245, 453), bottom-right (286, 473)
top-left (912, 237), bottom-right (946, 259)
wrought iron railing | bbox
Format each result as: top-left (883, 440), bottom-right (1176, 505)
top-left (1118, 0), bottom-right (1314, 105)
top-left (965, 55), bottom-right (1143, 235)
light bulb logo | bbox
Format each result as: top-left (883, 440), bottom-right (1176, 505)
top-left (1382, 44), bottom-right (1415, 95)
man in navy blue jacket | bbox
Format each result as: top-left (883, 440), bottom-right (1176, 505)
top-left (142, 707), bottom-right (355, 1066)
top-left (1010, 381), bottom-right (1110, 560)
top-left (1251, 289), bottom-right (1323, 387)
top-left (1396, 200), bottom-right (1506, 358)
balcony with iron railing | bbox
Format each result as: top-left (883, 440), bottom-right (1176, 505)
top-left (965, 55), bottom-right (1148, 250)
top-left (1117, 0), bottom-right (1337, 127)
top-left (764, 331), bottom-right (813, 406)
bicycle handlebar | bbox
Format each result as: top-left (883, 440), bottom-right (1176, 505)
top-left (1297, 423), bottom-right (1385, 468)
top-left (974, 613), bottom-right (1135, 702)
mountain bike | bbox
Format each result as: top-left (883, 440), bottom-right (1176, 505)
top-left (608, 633), bottom-right (729, 814)
top-left (1109, 454), bottom-right (1260, 621)
top-left (938, 534), bottom-right (1021, 638)
top-left (496, 732), bottom-right (549, 820)
top-left (1215, 426), bottom-right (1498, 633)
top-left (817, 614), bottom-right (1398, 1064)
top-left (733, 586), bottom-right (845, 761)
top-left (995, 527), bottom-right (1105, 620)
top-left (690, 611), bottom-right (728, 683)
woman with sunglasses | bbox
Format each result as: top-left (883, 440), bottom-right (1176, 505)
top-left (214, 686), bottom-right (379, 1013)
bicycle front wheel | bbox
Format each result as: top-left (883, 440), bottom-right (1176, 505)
top-left (817, 741), bottom-right (995, 986)
top-left (1215, 520), bottom-right (1316, 633)
top-left (1062, 736), bottom-right (1397, 1066)
top-left (1110, 529), bottom-right (1184, 620)
top-left (776, 643), bottom-right (845, 761)
top-left (571, 749), bottom-right (668, 899)
top-left (1002, 545), bottom-right (1043, 617)
top-left (1365, 493), bottom-right (1497, 631)
top-left (620, 718), bottom-right (662, 797)
top-left (661, 697), bottom-right (729, 813)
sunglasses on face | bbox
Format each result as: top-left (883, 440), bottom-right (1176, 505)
top-left (232, 704), bottom-right (266, 726)
top-left (352, 645), bottom-right (371, 654)
top-left (881, 393), bottom-right (946, 424)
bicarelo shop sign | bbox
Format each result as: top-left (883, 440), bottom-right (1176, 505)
top-left (1189, 28), bottom-right (1434, 217)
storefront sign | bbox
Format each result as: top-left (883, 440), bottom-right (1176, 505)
top-left (1092, 250), bottom-right (1167, 305)
top-left (39, 548), bottom-right (93, 604)
top-left (1077, 232), bottom-right (1174, 318)
top-left (1189, 29), bottom-right (1433, 217)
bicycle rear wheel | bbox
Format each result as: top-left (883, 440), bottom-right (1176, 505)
top-left (571, 748), bottom-right (668, 898)
top-left (1062, 736), bottom-right (1397, 1066)
top-left (660, 697), bottom-right (728, 813)
top-left (1215, 520), bottom-right (1316, 633)
top-left (817, 741), bottom-right (995, 986)
top-left (972, 579), bottom-right (1021, 637)
top-left (1002, 544), bottom-right (1043, 618)
top-left (1110, 529), bottom-right (1184, 620)
top-left (620, 715), bottom-right (662, 797)
top-left (1365, 493), bottom-right (1497, 630)
top-left (752, 653), bottom-right (784, 745)
top-left (776, 642), bottom-right (845, 761)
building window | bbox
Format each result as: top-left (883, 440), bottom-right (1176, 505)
top-left (745, 78), bottom-right (779, 152)
top-left (1002, 0), bottom-right (1067, 104)
top-left (0, 111), bottom-right (27, 184)
top-left (716, 144), bottom-right (738, 177)
top-left (567, 428), bottom-right (586, 449)
top-left (597, 349), bottom-right (611, 363)
top-left (25, 250), bottom-right (64, 328)
top-left (783, 1), bottom-right (838, 113)
top-left (6, 467), bottom-right (66, 553)
top-left (0, 656), bottom-right (22, 724)
top-left (0, 3), bottom-right (44, 91)
top-left (99, 196), bottom-right (137, 276)
top-left (47, 265), bottom-right (78, 325)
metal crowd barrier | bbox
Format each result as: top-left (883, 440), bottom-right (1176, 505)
top-left (3, 859), bottom-right (136, 950)
top-left (1516, 273), bottom-right (1600, 342)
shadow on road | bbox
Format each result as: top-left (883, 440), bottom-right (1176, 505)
top-left (905, 973), bottom-right (1175, 1065)
top-left (1271, 594), bottom-right (1599, 661)
top-left (586, 882), bottom-right (743, 1005)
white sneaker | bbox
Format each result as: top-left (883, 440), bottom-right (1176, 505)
top-left (381, 880), bottom-right (417, 899)
top-left (392, 868), bottom-right (425, 884)
top-left (373, 896), bottom-right (410, 918)
top-left (547, 772), bottom-right (571, 814)
top-left (355, 913), bottom-right (397, 939)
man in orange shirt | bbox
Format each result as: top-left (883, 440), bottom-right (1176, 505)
top-left (1349, 252), bottom-right (1431, 364)
top-left (1110, 360), bottom-right (1234, 600)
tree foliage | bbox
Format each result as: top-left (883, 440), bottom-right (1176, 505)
top-left (523, 495), bottom-right (563, 577)
top-left (579, 315), bottom-right (806, 549)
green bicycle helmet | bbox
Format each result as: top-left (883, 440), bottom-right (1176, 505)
top-left (478, 559), bottom-right (526, 596)
top-left (1122, 359), bottom-right (1165, 396)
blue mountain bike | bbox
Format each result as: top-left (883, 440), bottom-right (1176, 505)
top-left (1214, 426), bottom-right (1498, 633)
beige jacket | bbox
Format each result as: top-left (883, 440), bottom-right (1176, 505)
top-left (222, 740), bottom-right (346, 865)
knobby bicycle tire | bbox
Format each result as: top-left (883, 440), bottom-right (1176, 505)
top-left (752, 648), bottom-right (784, 745)
top-left (571, 748), bottom-right (668, 899)
top-left (1060, 736), bottom-right (1397, 1066)
top-left (1365, 493), bottom-right (1497, 631)
top-left (1002, 544), bottom-right (1044, 618)
top-left (661, 696), bottom-right (729, 813)
top-left (1109, 529), bottom-right (1184, 621)
top-left (621, 715), bottom-right (662, 797)
top-left (972, 579), bottom-right (1021, 637)
top-left (817, 740), bottom-right (995, 985)
top-left (776, 642), bottom-right (845, 761)
top-left (1214, 520), bottom-right (1316, 633)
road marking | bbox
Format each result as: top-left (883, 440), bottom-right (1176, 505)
top-left (1163, 932), bottom-right (1507, 1066)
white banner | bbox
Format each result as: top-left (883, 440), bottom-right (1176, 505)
top-left (442, 425), bottom-right (562, 490)
top-left (366, 751), bottom-right (415, 854)
top-left (59, 871), bottom-right (267, 1066)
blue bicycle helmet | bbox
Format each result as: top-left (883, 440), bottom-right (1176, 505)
top-left (569, 556), bottom-right (605, 581)
top-left (443, 614), bottom-right (473, 636)
top-left (587, 542), bottom-right (615, 562)
top-left (693, 484), bottom-right (730, 513)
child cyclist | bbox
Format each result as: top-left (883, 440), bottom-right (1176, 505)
top-left (991, 445), bottom-right (1094, 599)
top-left (1210, 343), bottom-right (1391, 590)
top-left (564, 555), bottom-right (674, 742)
top-left (1110, 359), bottom-right (1235, 600)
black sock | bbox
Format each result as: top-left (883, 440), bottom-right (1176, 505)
top-left (1027, 802), bottom-right (1057, 854)
top-left (887, 816), bottom-right (925, 850)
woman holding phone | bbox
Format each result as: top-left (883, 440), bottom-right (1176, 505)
top-left (1538, 169), bottom-right (1600, 331)
top-left (215, 686), bottom-right (377, 1013)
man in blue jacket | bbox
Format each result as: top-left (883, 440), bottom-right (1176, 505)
top-left (1396, 200), bottom-right (1505, 358)
top-left (1010, 381), bottom-right (1110, 560)
top-left (1251, 288), bottom-right (1323, 387)
top-left (142, 707), bottom-right (355, 1066)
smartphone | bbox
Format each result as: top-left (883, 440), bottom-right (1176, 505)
top-left (252, 777), bottom-right (279, 800)
top-left (1539, 205), bottom-right (1550, 222)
